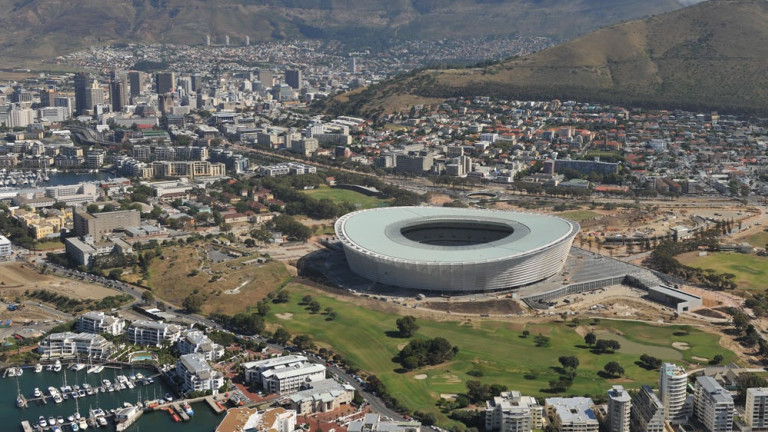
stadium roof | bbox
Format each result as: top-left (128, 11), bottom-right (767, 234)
top-left (337, 207), bottom-right (577, 264)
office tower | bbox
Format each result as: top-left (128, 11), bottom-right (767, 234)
top-left (245, 35), bottom-right (250, 46)
top-left (225, 35), bottom-right (230, 46)
top-left (694, 377), bottom-right (733, 432)
top-left (40, 89), bottom-right (57, 107)
top-left (285, 69), bottom-right (302, 89)
top-left (205, 34), bottom-right (211, 46)
top-left (258, 70), bottom-right (274, 87)
top-left (746, 388), bottom-right (768, 430)
top-left (158, 93), bottom-right (174, 114)
top-left (630, 385), bottom-right (665, 432)
top-left (190, 73), bottom-right (203, 92)
top-left (74, 72), bottom-right (89, 115)
top-left (110, 77), bottom-right (128, 112)
top-left (85, 81), bottom-right (105, 114)
top-left (659, 363), bottom-right (689, 424)
top-left (53, 96), bottom-right (72, 118)
top-left (607, 385), bottom-right (631, 432)
top-left (155, 72), bottom-right (175, 95)
top-left (128, 71), bottom-right (145, 100)
top-left (349, 56), bottom-right (357, 74)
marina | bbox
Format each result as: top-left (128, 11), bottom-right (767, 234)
top-left (3, 367), bottom-right (224, 431)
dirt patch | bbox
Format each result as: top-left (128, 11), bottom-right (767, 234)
top-left (275, 313), bottom-right (294, 320)
top-left (0, 262), bottom-right (118, 301)
top-left (573, 326), bottom-right (590, 338)
top-left (672, 342), bottom-right (690, 350)
top-left (422, 299), bottom-right (523, 315)
top-left (694, 309), bottom-right (726, 319)
top-left (440, 394), bottom-right (457, 400)
top-left (413, 374), bottom-right (427, 380)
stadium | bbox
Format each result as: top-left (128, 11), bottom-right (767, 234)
top-left (334, 207), bottom-right (579, 292)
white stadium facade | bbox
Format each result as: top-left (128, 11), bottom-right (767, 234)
top-left (334, 207), bottom-right (579, 292)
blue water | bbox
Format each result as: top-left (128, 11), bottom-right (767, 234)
top-left (1, 367), bottom-right (223, 432)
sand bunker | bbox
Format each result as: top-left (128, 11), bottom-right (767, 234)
top-left (672, 342), bottom-right (690, 350)
top-left (692, 356), bottom-right (709, 362)
top-left (414, 374), bottom-right (428, 380)
top-left (275, 313), bottom-right (294, 320)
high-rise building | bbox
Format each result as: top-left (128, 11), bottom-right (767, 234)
top-left (258, 70), bottom-right (274, 87)
top-left (85, 81), bottom-right (105, 115)
top-left (485, 391), bottom-right (543, 432)
top-left (285, 69), bottom-right (302, 89)
top-left (40, 89), bottom-right (57, 107)
top-left (693, 376), bottom-right (733, 432)
top-left (746, 388), bottom-right (768, 431)
top-left (607, 385), bottom-right (631, 432)
top-left (225, 35), bottom-right (230, 46)
top-left (349, 56), bottom-right (357, 74)
top-left (74, 72), bottom-right (89, 115)
top-left (190, 73), bottom-right (203, 92)
top-left (110, 78), bottom-right (127, 112)
top-left (545, 397), bottom-right (599, 432)
top-left (155, 72), bottom-right (176, 95)
top-left (245, 35), bottom-right (250, 46)
top-left (630, 385), bottom-right (665, 432)
top-left (659, 363), bottom-right (690, 424)
top-left (127, 71), bottom-right (145, 99)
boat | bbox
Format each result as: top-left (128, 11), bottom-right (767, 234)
top-left (172, 414), bottom-right (181, 422)
top-left (16, 394), bottom-right (24, 408)
top-left (57, 416), bottom-right (64, 424)
top-left (53, 360), bottom-right (62, 372)
top-left (48, 416), bottom-right (56, 426)
top-left (52, 425), bottom-right (62, 432)
top-left (7, 367), bottom-right (16, 378)
top-left (33, 387), bottom-right (41, 397)
top-left (97, 417), bottom-right (107, 427)
top-left (182, 401), bottom-right (194, 416)
top-left (78, 389), bottom-right (86, 398)
top-left (164, 393), bottom-right (173, 402)
top-left (15, 367), bottom-right (23, 376)
top-left (34, 364), bottom-right (42, 373)
top-left (135, 372), bottom-right (144, 380)
top-left (92, 365), bottom-right (104, 373)
top-left (45, 364), bottom-right (53, 371)
top-left (71, 421), bottom-right (80, 431)
top-left (71, 363), bottom-right (86, 372)
top-left (38, 416), bottom-right (47, 428)
top-left (78, 417), bottom-right (88, 430)
top-left (67, 415), bottom-right (74, 422)
top-left (48, 386), bottom-right (58, 397)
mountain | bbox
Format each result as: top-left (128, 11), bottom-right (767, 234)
top-left (0, 0), bottom-right (700, 64)
top-left (325, 0), bottom-right (768, 116)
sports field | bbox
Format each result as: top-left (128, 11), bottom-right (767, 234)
top-left (558, 210), bottom-right (602, 222)
top-left (677, 251), bottom-right (768, 291)
top-left (267, 284), bottom-right (735, 420)
top-left (301, 186), bottom-right (390, 209)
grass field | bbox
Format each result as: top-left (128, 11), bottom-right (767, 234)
top-left (302, 186), bottom-right (390, 210)
top-left (744, 231), bottom-right (768, 248)
top-left (267, 284), bottom-right (735, 420)
top-left (558, 210), bottom-right (602, 222)
top-left (146, 245), bottom-right (292, 314)
top-left (677, 251), bottom-right (768, 291)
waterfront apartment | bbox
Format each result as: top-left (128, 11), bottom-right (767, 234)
top-left (348, 413), bottom-right (421, 432)
top-left (76, 311), bottom-right (126, 335)
top-left (285, 379), bottom-right (355, 415)
top-left (693, 376), bottom-right (734, 432)
top-left (745, 388), bottom-right (768, 431)
top-left (125, 320), bottom-right (182, 347)
top-left (177, 330), bottom-right (224, 361)
top-left (37, 332), bottom-right (114, 359)
top-left (630, 385), bottom-right (666, 432)
top-left (660, 363), bottom-right (691, 424)
top-left (607, 385), bottom-right (631, 432)
top-left (545, 397), bottom-right (599, 432)
top-left (176, 353), bottom-right (224, 395)
top-left (242, 355), bottom-right (309, 384)
top-left (485, 391), bottom-right (543, 432)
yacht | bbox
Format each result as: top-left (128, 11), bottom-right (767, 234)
top-left (7, 367), bottom-right (16, 377)
top-left (33, 387), bottom-right (41, 397)
top-left (38, 416), bottom-right (47, 428)
top-left (67, 415), bottom-right (75, 422)
top-left (78, 389), bottom-right (86, 398)
top-left (57, 416), bottom-right (64, 424)
top-left (53, 360), bottom-right (62, 372)
top-left (182, 401), bottom-right (194, 416)
top-left (45, 364), bottom-right (53, 372)
top-left (16, 394), bottom-right (24, 408)
top-left (48, 416), bottom-right (56, 426)
top-left (71, 363), bottom-right (86, 372)
top-left (15, 367), bottom-right (23, 376)
top-left (78, 417), bottom-right (88, 430)
top-left (97, 417), bottom-right (107, 427)
top-left (34, 364), bottom-right (42, 373)
top-left (71, 421), bottom-right (80, 431)
top-left (52, 425), bottom-right (62, 432)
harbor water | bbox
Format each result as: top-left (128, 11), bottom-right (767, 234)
top-left (2, 366), bottom-right (222, 432)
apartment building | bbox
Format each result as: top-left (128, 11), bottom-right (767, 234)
top-left (126, 320), bottom-right (182, 347)
top-left (694, 376), bottom-right (733, 432)
top-left (745, 388), bottom-right (768, 431)
top-left (76, 311), bottom-right (126, 335)
top-left (37, 332), bottom-right (114, 359)
top-left (607, 385), bottom-right (631, 432)
top-left (177, 330), bottom-right (224, 361)
top-left (176, 353), bottom-right (224, 395)
top-left (630, 386), bottom-right (666, 432)
top-left (659, 363), bottom-right (690, 424)
top-left (348, 414), bottom-right (421, 432)
top-left (485, 391), bottom-right (543, 432)
top-left (545, 397), bottom-right (599, 432)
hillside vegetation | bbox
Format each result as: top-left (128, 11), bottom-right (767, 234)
top-left (326, 0), bottom-right (768, 115)
top-left (0, 0), bottom-right (698, 63)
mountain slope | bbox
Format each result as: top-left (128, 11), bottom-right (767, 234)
top-left (0, 0), bottom-right (700, 63)
top-left (327, 0), bottom-right (768, 115)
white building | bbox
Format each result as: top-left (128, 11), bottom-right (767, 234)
top-left (348, 413), bottom-right (421, 432)
top-left (177, 330), bottom-right (224, 361)
top-left (659, 363), bottom-right (690, 424)
top-left (218, 407), bottom-right (297, 432)
top-left (485, 391), bottom-right (543, 432)
top-left (262, 362), bottom-right (326, 395)
top-left (125, 320), bottom-right (182, 347)
top-left (0, 235), bottom-right (11, 257)
top-left (607, 385), bottom-right (631, 432)
top-left (243, 355), bottom-right (308, 384)
top-left (545, 397), bottom-right (599, 432)
top-left (37, 332), bottom-right (114, 359)
top-left (76, 311), bottom-right (126, 335)
top-left (630, 385), bottom-right (665, 432)
top-left (176, 353), bottom-right (224, 395)
top-left (694, 376), bottom-right (733, 432)
top-left (745, 387), bottom-right (768, 431)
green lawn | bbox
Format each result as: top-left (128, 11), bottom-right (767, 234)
top-left (744, 231), bottom-right (768, 248)
top-left (302, 186), bottom-right (390, 210)
top-left (267, 285), bottom-right (736, 420)
top-left (558, 210), bottom-right (602, 222)
top-left (677, 251), bottom-right (768, 290)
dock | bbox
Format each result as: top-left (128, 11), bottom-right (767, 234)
top-left (20, 420), bottom-right (33, 432)
top-left (206, 395), bottom-right (226, 414)
top-left (172, 403), bottom-right (190, 421)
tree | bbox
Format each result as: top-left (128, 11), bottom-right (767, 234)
top-left (108, 269), bottom-right (122, 280)
top-left (272, 327), bottom-right (291, 344)
top-left (256, 301), bottom-right (271, 317)
top-left (182, 294), bottom-right (204, 313)
top-left (293, 334), bottom-right (315, 350)
top-left (274, 291), bottom-right (290, 303)
top-left (141, 290), bottom-right (155, 305)
top-left (521, 330), bottom-right (530, 338)
top-left (301, 295), bottom-right (313, 305)
top-left (534, 334), bottom-right (551, 347)
top-left (604, 361), bottom-right (624, 377)
top-left (584, 332), bottom-right (597, 346)
top-left (595, 339), bottom-right (621, 353)
top-left (396, 316), bottom-right (419, 338)
top-left (710, 354), bottom-right (724, 365)
top-left (308, 300), bottom-right (321, 314)
top-left (558, 356), bottom-right (580, 370)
